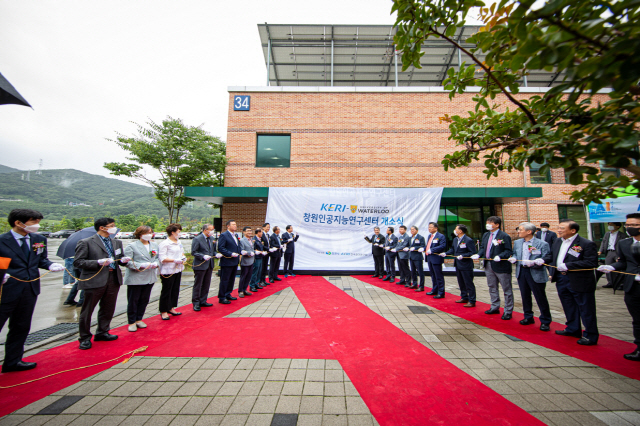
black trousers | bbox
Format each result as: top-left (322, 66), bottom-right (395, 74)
top-left (398, 258), bottom-right (410, 282)
top-left (239, 264), bottom-right (254, 293)
top-left (159, 272), bottom-right (182, 313)
top-left (384, 253), bottom-right (397, 278)
top-left (410, 259), bottom-right (425, 287)
top-left (373, 254), bottom-right (384, 276)
top-left (261, 254), bottom-right (269, 283)
top-left (127, 284), bottom-right (154, 324)
top-left (625, 291), bottom-right (640, 349)
top-left (455, 269), bottom-right (475, 302)
top-left (428, 261), bottom-right (445, 296)
top-left (219, 265), bottom-right (237, 300)
top-left (192, 267), bottom-right (213, 304)
top-left (556, 274), bottom-right (599, 342)
top-left (79, 270), bottom-right (120, 341)
top-left (0, 286), bottom-right (37, 367)
top-left (284, 252), bottom-right (295, 274)
top-left (269, 253), bottom-right (282, 281)
top-left (518, 268), bottom-right (552, 324)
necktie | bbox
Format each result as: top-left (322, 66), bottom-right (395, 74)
top-left (542, 231), bottom-right (546, 241)
top-left (426, 234), bottom-right (433, 251)
top-left (20, 237), bottom-right (30, 259)
top-left (486, 232), bottom-right (494, 258)
top-left (102, 237), bottom-right (116, 268)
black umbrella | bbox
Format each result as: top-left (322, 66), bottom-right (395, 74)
top-left (56, 226), bottom-right (122, 259)
top-left (0, 72), bottom-right (31, 107)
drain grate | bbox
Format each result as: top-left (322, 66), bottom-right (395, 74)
top-left (342, 287), bottom-right (352, 291)
top-left (20, 323), bottom-right (78, 346)
top-left (271, 413), bottom-right (298, 426)
top-left (328, 277), bottom-right (341, 280)
top-left (37, 396), bottom-right (84, 415)
top-left (505, 334), bottom-right (524, 342)
top-left (407, 305), bottom-right (434, 315)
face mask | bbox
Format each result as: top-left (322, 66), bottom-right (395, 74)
top-left (21, 223), bottom-right (40, 233)
top-left (541, 228), bottom-right (548, 232)
top-left (105, 227), bottom-right (118, 235)
top-left (486, 224), bottom-right (494, 231)
top-left (627, 227), bottom-right (640, 237)
top-left (608, 226), bottom-right (616, 231)
top-left (141, 234), bottom-right (152, 241)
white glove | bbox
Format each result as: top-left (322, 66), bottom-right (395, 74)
top-left (174, 259), bottom-right (184, 264)
top-left (270, 247), bottom-right (277, 252)
top-left (231, 253), bottom-right (239, 258)
top-left (98, 258), bottom-right (114, 265)
top-left (522, 260), bottom-right (534, 267)
top-left (2, 274), bottom-right (10, 284)
top-left (403, 247), bottom-right (409, 252)
top-left (391, 249), bottom-right (397, 252)
top-left (597, 265), bottom-right (615, 273)
top-left (120, 257), bottom-right (132, 263)
top-left (558, 263), bottom-right (568, 272)
top-left (457, 255), bottom-right (463, 260)
top-left (418, 248), bottom-right (424, 253)
top-left (493, 256), bottom-right (501, 262)
top-left (203, 255), bottom-right (212, 260)
top-left (471, 254), bottom-right (480, 260)
top-left (139, 262), bottom-right (151, 269)
top-left (439, 252), bottom-right (446, 257)
top-left (150, 263), bottom-right (158, 269)
top-left (49, 263), bottom-right (65, 272)
top-left (426, 249), bottom-right (432, 255)
top-left (410, 247), bottom-right (415, 251)
top-left (241, 250), bottom-right (248, 255)
top-left (282, 244), bottom-right (287, 250)
top-left (247, 252), bottom-right (254, 257)
top-left (635, 274), bottom-right (640, 282)
top-left (215, 253), bottom-right (223, 258)
top-left (508, 257), bottom-right (517, 264)
top-left (385, 247), bottom-right (390, 251)
top-left (534, 258), bottom-right (545, 266)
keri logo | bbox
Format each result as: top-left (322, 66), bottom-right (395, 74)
top-left (320, 203), bottom-right (349, 212)
top-left (350, 205), bottom-right (358, 213)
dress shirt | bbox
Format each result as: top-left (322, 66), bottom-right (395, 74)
top-left (608, 231), bottom-right (619, 251)
top-left (486, 230), bottom-right (498, 258)
top-left (98, 234), bottom-right (117, 269)
top-left (541, 231), bottom-right (547, 241)
top-left (522, 239), bottom-right (533, 261)
top-left (556, 233), bottom-right (579, 267)
top-left (159, 239), bottom-right (185, 275)
top-left (10, 230), bottom-right (30, 247)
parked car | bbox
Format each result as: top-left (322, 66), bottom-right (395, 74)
top-left (153, 232), bottom-right (167, 239)
top-left (50, 229), bottom-right (75, 238)
top-left (179, 232), bottom-right (193, 239)
top-left (118, 232), bottom-right (134, 239)
top-left (36, 231), bottom-right (51, 238)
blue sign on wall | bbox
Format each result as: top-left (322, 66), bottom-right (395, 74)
top-left (233, 95), bottom-right (250, 111)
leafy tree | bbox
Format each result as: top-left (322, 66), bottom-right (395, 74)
top-left (105, 117), bottom-right (227, 222)
top-left (70, 217), bottom-right (90, 230)
top-left (392, 0), bottom-right (640, 203)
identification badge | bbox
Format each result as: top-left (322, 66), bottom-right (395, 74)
top-left (433, 239), bottom-right (438, 243)
top-left (568, 249), bottom-right (580, 257)
top-left (459, 243), bottom-right (466, 248)
top-left (115, 248), bottom-right (122, 255)
top-left (532, 249), bottom-right (541, 255)
top-left (36, 248), bottom-right (43, 255)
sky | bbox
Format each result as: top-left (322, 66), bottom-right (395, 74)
top-left (0, 0), bottom-right (402, 184)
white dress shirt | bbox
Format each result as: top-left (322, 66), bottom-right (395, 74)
top-left (522, 239), bottom-right (533, 261)
top-left (556, 233), bottom-right (579, 267)
top-left (608, 231), bottom-right (619, 251)
top-left (159, 239), bottom-right (185, 275)
top-left (10, 229), bottom-right (30, 248)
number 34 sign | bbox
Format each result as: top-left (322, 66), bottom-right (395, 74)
top-left (233, 95), bottom-right (250, 111)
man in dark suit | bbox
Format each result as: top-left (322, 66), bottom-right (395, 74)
top-left (216, 220), bottom-right (241, 304)
top-left (190, 224), bottom-right (217, 311)
top-left (74, 217), bottom-right (132, 350)
top-left (364, 227), bottom-right (385, 278)
top-left (549, 219), bottom-right (599, 345)
top-left (0, 209), bottom-right (63, 372)
top-left (268, 226), bottom-right (283, 283)
top-left (260, 223), bottom-right (271, 286)
top-left (250, 228), bottom-right (267, 292)
top-left (425, 222), bottom-right (447, 298)
top-left (281, 225), bottom-right (300, 278)
top-left (383, 227), bottom-right (398, 282)
top-left (536, 223), bottom-right (558, 247)
top-left (407, 226), bottom-right (426, 290)
top-left (599, 222), bottom-right (629, 289)
top-left (443, 224), bottom-right (477, 307)
top-left (395, 226), bottom-right (412, 286)
top-left (473, 216), bottom-right (513, 319)
top-left (600, 213), bottom-right (640, 359)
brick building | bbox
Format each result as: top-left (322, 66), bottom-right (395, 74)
top-left (186, 24), bottom-right (616, 244)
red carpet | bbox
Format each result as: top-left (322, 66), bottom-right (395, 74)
top-left (353, 275), bottom-right (640, 381)
top-left (294, 278), bottom-right (543, 425)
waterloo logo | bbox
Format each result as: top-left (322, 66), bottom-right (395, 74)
top-left (350, 205), bottom-right (358, 213)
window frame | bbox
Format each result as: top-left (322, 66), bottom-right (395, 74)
top-left (255, 133), bottom-right (292, 168)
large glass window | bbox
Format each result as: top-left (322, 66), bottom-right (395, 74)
top-left (436, 205), bottom-right (494, 248)
top-left (557, 205), bottom-right (588, 235)
top-left (530, 161), bottom-right (551, 184)
top-left (256, 134), bottom-right (291, 168)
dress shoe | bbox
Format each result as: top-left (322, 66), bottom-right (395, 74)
top-left (128, 324), bottom-right (137, 332)
top-left (455, 299), bottom-right (468, 304)
top-left (284, 274), bottom-right (289, 278)
top-left (244, 291), bottom-right (252, 296)
top-left (63, 301), bottom-right (76, 306)
top-left (577, 337), bottom-right (597, 346)
top-left (520, 318), bottom-right (535, 325)
top-left (408, 285), bottom-right (418, 289)
top-left (463, 302), bottom-right (476, 308)
top-left (2, 361), bottom-right (37, 373)
top-left (426, 291), bottom-right (436, 295)
top-left (624, 349), bottom-right (640, 361)
top-left (434, 294), bottom-right (445, 299)
top-left (267, 279), bottom-right (274, 284)
top-left (136, 321), bottom-right (147, 328)
top-left (219, 299), bottom-right (231, 304)
top-left (79, 340), bottom-right (92, 350)
top-left (601, 284), bottom-right (613, 288)
top-left (227, 296), bottom-right (238, 301)
top-left (275, 277), bottom-right (282, 281)
top-left (201, 302), bottom-right (213, 307)
top-left (169, 311), bottom-right (182, 316)
top-left (379, 275), bottom-right (386, 280)
top-left (397, 281), bottom-right (406, 285)
top-left (555, 329), bottom-right (582, 338)
top-left (382, 277), bottom-right (390, 281)
top-left (485, 309), bottom-right (500, 315)
top-left (540, 324), bottom-right (550, 332)
top-left (238, 292), bottom-right (245, 298)
top-left (290, 273), bottom-right (296, 277)
top-left (501, 313), bottom-right (512, 320)
top-left (94, 333), bottom-right (118, 342)
top-left (257, 284), bottom-right (265, 289)
top-left (161, 314), bottom-right (171, 320)
top-left (193, 304), bottom-right (201, 311)
top-left (250, 287), bottom-right (258, 292)
top-left (415, 287), bottom-right (424, 292)
top-left (371, 275), bottom-right (379, 278)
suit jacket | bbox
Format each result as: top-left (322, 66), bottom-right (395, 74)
top-left (269, 233), bottom-right (282, 258)
top-left (445, 234), bottom-right (476, 271)
top-left (548, 234), bottom-right (598, 292)
top-left (0, 232), bottom-right (52, 304)
top-left (408, 234), bottom-right (426, 261)
top-left (253, 236), bottom-right (266, 258)
top-left (535, 230), bottom-right (558, 248)
top-left (610, 238), bottom-right (640, 295)
top-left (239, 238), bottom-right (255, 266)
top-left (384, 234), bottom-right (398, 257)
top-left (425, 232), bottom-right (447, 265)
top-left (261, 232), bottom-right (271, 250)
top-left (217, 231), bottom-right (241, 267)
top-left (74, 234), bottom-right (126, 290)
top-left (366, 234), bottom-right (386, 256)
top-left (123, 240), bottom-right (160, 285)
top-left (395, 233), bottom-right (411, 259)
top-left (512, 237), bottom-right (549, 283)
top-left (281, 232), bottom-right (299, 254)
top-left (191, 233), bottom-right (217, 270)
top-left (478, 230), bottom-right (513, 274)
top-left (599, 230), bottom-right (629, 254)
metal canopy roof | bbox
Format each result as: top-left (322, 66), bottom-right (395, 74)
top-left (258, 24), bottom-right (564, 87)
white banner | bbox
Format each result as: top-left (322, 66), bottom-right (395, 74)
top-left (588, 196), bottom-right (640, 223)
top-left (265, 187), bottom-right (443, 271)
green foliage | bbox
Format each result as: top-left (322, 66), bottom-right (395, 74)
top-left (104, 117), bottom-right (227, 222)
top-left (392, 0), bottom-right (640, 203)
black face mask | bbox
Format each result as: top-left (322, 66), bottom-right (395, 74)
top-left (627, 227), bottom-right (640, 237)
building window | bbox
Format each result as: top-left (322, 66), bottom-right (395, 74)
top-left (256, 134), bottom-right (291, 168)
top-left (558, 205), bottom-right (588, 234)
top-left (598, 161), bottom-right (620, 179)
top-left (529, 161), bottom-right (551, 184)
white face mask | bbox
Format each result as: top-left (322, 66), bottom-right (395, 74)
top-left (541, 228), bottom-right (548, 232)
top-left (141, 234), bottom-right (152, 241)
top-left (486, 224), bottom-right (494, 231)
top-left (105, 227), bottom-right (118, 235)
top-left (608, 226), bottom-right (616, 231)
top-left (21, 223), bottom-right (40, 233)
